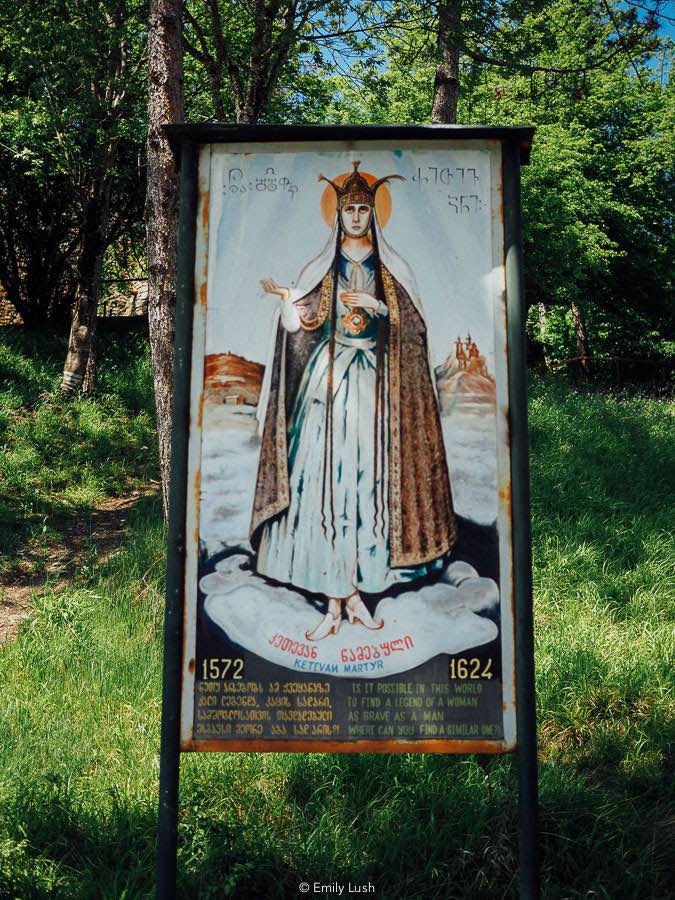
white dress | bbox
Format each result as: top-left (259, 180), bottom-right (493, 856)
top-left (256, 250), bottom-right (441, 597)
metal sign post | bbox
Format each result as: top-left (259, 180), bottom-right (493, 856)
top-left (504, 139), bottom-right (540, 900)
top-left (156, 124), bottom-right (538, 899)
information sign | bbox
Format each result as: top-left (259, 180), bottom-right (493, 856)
top-left (170, 129), bottom-right (533, 753)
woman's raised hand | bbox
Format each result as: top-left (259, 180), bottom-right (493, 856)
top-left (260, 277), bottom-right (290, 301)
top-left (340, 290), bottom-right (379, 311)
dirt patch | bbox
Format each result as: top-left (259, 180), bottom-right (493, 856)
top-left (0, 587), bottom-right (33, 646)
top-left (0, 482), bottom-right (161, 645)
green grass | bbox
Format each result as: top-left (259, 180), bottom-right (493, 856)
top-left (528, 378), bottom-right (675, 898)
top-left (0, 335), bottom-right (673, 898)
top-left (0, 327), bottom-right (157, 575)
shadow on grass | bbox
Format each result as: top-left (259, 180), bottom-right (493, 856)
top-left (0, 781), bottom-right (158, 899)
top-left (529, 377), bottom-right (674, 525)
top-left (0, 328), bottom-right (68, 407)
top-left (0, 326), bottom-right (154, 416)
top-left (4, 749), bottom-right (671, 898)
top-left (528, 376), bottom-right (675, 619)
top-left (0, 491), bottom-right (162, 593)
top-left (0, 329), bottom-right (157, 574)
top-left (173, 752), bottom-right (671, 899)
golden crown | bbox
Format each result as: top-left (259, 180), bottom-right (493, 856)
top-left (318, 161), bottom-right (404, 210)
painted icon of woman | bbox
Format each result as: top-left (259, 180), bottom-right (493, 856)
top-left (250, 161), bottom-right (456, 641)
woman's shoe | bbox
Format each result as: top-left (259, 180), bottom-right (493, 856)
top-left (306, 610), bottom-right (341, 641)
top-left (346, 593), bottom-right (384, 630)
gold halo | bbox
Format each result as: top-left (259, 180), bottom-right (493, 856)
top-left (320, 170), bottom-right (392, 228)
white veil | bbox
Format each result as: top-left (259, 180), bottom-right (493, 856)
top-left (288, 213), bottom-right (426, 316)
top-left (256, 210), bottom-right (431, 434)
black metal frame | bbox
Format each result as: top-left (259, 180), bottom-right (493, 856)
top-left (156, 124), bottom-right (538, 900)
top-left (165, 122), bottom-right (533, 161)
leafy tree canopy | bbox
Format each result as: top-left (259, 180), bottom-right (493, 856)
top-left (327, 0), bottom-right (674, 365)
top-left (0, 0), bottom-right (148, 326)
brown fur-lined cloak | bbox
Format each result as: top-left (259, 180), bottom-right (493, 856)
top-left (249, 264), bottom-right (456, 568)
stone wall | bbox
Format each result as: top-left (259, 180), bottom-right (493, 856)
top-left (0, 292), bottom-right (22, 325)
top-left (99, 280), bottom-right (148, 317)
top-left (0, 280), bottom-right (149, 326)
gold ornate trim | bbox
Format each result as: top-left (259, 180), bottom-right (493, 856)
top-left (249, 331), bottom-right (290, 539)
top-left (299, 272), bottom-right (332, 331)
top-left (392, 538), bottom-right (455, 569)
top-left (341, 307), bottom-right (368, 335)
top-left (381, 265), bottom-right (404, 565)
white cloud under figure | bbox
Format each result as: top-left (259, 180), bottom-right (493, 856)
top-left (201, 554), bottom-right (499, 679)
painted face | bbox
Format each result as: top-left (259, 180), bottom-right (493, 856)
top-left (340, 203), bottom-right (373, 237)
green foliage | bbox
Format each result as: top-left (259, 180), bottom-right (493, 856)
top-left (0, 328), bottom-right (156, 574)
top-left (3, 0), bottom-right (670, 366)
top-left (183, 0), bottom-right (365, 124)
top-left (485, 44), bottom-right (675, 361)
top-left (521, 125), bottom-right (626, 302)
top-left (0, 0), bottom-right (148, 326)
top-left (328, 1), bottom-right (675, 372)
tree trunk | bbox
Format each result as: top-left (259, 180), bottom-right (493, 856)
top-left (61, 171), bottom-right (114, 393)
top-left (60, 1), bottom-right (129, 392)
top-left (82, 326), bottom-right (98, 393)
top-left (146, 0), bottom-right (184, 516)
top-left (571, 300), bottom-right (591, 379)
top-left (431, 0), bottom-right (462, 124)
top-left (537, 301), bottom-right (552, 371)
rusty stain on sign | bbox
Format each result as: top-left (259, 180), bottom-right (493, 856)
top-left (181, 737), bottom-right (516, 754)
top-left (201, 190), bottom-right (210, 229)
